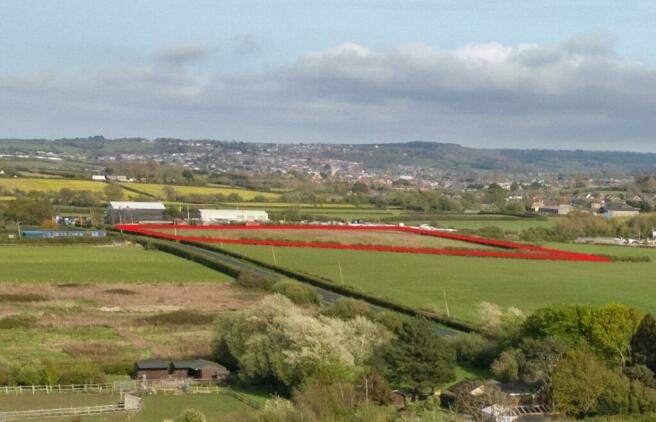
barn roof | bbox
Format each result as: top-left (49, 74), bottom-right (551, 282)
top-left (135, 359), bottom-right (170, 370)
top-left (171, 359), bottom-right (228, 372)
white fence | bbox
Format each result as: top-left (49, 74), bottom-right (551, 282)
top-left (0, 379), bottom-right (220, 396)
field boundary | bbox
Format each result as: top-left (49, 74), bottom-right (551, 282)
top-left (115, 231), bottom-right (481, 334)
top-left (116, 224), bottom-right (610, 262)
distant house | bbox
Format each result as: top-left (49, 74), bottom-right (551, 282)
top-left (134, 359), bottom-right (229, 382)
top-left (198, 209), bottom-right (269, 224)
top-left (106, 201), bottom-right (170, 224)
top-left (91, 175), bottom-right (107, 181)
top-left (537, 205), bottom-right (572, 215)
top-left (603, 205), bottom-right (640, 219)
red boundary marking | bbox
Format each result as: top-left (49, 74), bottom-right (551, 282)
top-left (116, 224), bottom-right (610, 262)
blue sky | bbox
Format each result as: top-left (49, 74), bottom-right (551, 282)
top-left (1, 1), bottom-right (656, 150)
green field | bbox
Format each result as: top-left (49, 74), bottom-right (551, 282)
top-left (0, 392), bottom-right (257, 421)
top-left (121, 182), bottom-right (280, 200)
top-left (0, 392), bottom-right (120, 411)
top-left (0, 177), bottom-right (109, 193)
top-left (220, 242), bottom-right (656, 322)
top-left (130, 394), bottom-right (254, 421)
top-left (0, 245), bottom-right (231, 283)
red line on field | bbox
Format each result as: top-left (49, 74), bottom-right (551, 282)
top-left (116, 224), bottom-right (610, 262)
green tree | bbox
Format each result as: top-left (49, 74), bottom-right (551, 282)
top-left (375, 319), bottom-right (455, 397)
top-left (631, 314), bottom-right (656, 372)
top-left (4, 198), bottom-right (54, 225)
top-left (552, 350), bottom-right (609, 417)
top-left (103, 183), bottom-right (124, 201)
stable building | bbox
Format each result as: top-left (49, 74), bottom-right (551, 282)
top-left (199, 209), bottom-right (269, 224)
top-left (134, 359), bottom-right (230, 382)
top-left (105, 201), bottom-right (170, 224)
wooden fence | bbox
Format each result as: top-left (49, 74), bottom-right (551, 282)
top-left (0, 379), bottom-right (222, 395)
top-left (0, 403), bottom-right (124, 421)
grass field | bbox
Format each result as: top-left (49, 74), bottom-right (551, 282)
top-left (162, 228), bottom-right (502, 251)
top-left (121, 182), bottom-right (280, 200)
top-left (0, 177), bottom-right (109, 194)
top-left (220, 242), bottom-right (656, 322)
top-left (0, 244), bottom-right (231, 283)
top-left (0, 392), bottom-right (121, 411)
top-left (130, 394), bottom-right (254, 421)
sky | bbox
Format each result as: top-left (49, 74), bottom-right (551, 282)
top-left (1, 1), bottom-right (656, 151)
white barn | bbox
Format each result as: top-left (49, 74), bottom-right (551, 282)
top-left (199, 209), bottom-right (269, 224)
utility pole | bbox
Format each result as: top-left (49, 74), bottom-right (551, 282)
top-left (16, 220), bottom-right (21, 239)
top-left (186, 204), bottom-right (190, 223)
top-left (271, 246), bottom-right (277, 265)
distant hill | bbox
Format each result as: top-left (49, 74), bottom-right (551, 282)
top-left (344, 142), bottom-right (656, 174)
top-left (1, 138), bottom-right (655, 175)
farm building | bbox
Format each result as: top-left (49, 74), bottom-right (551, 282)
top-left (603, 205), bottom-right (640, 218)
top-left (134, 359), bottom-right (229, 382)
top-left (199, 209), bottom-right (269, 224)
top-left (537, 204), bottom-right (572, 215)
top-left (105, 201), bottom-right (170, 224)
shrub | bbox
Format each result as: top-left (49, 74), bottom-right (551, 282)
top-left (102, 362), bottom-right (133, 376)
top-left (373, 312), bottom-right (405, 333)
top-left (322, 298), bottom-right (371, 320)
top-left (271, 280), bottom-right (319, 305)
top-left (448, 332), bottom-right (498, 367)
top-left (177, 409), bottom-right (207, 422)
top-left (140, 310), bottom-right (215, 326)
top-left (15, 365), bottom-right (43, 385)
top-left (58, 365), bottom-right (107, 385)
top-left (236, 271), bottom-right (279, 291)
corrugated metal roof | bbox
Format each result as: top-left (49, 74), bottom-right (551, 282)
top-left (109, 201), bottom-right (166, 210)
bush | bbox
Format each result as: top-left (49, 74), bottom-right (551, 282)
top-left (177, 409), bottom-right (207, 422)
top-left (236, 271), bottom-right (280, 291)
top-left (322, 298), bottom-right (371, 320)
top-left (140, 310), bottom-right (215, 326)
top-left (271, 280), bottom-right (319, 305)
top-left (58, 365), bottom-right (107, 385)
top-left (448, 332), bottom-right (498, 367)
top-left (373, 312), bottom-right (405, 333)
top-left (101, 362), bottom-right (134, 376)
top-left (15, 365), bottom-right (43, 385)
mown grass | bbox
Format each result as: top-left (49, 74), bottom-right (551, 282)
top-left (222, 242), bottom-right (656, 323)
top-left (0, 245), bottom-right (232, 283)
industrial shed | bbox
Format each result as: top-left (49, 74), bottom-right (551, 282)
top-left (199, 209), bottom-right (269, 224)
top-left (134, 359), bottom-right (230, 382)
top-left (105, 201), bottom-right (170, 224)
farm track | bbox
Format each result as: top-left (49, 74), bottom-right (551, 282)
top-left (122, 232), bottom-right (462, 337)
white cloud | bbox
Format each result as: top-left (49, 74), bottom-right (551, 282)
top-left (1, 35), bottom-right (656, 150)
top-left (157, 42), bottom-right (209, 64)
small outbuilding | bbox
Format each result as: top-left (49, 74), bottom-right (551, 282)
top-left (134, 359), bottom-right (230, 382)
